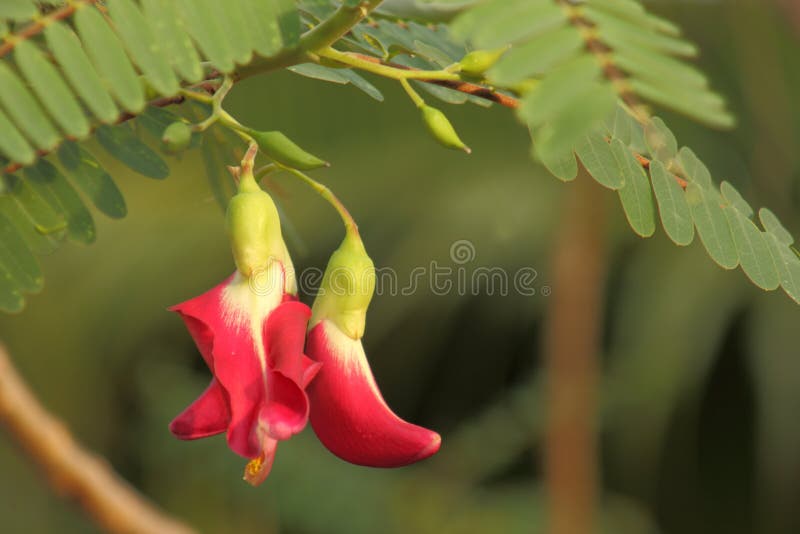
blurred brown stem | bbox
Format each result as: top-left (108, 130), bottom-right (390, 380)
top-left (0, 343), bottom-right (196, 534)
top-left (542, 171), bottom-right (607, 534)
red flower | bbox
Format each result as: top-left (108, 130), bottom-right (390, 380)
top-left (306, 319), bottom-right (441, 467)
top-left (169, 265), bottom-right (320, 485)
top-left (169, 150), bottom-right (440, 484)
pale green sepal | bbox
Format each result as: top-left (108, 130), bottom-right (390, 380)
top-left (310, 231), bottom-right (376, 340)
top-left (226, 168), bottom-right (286, 278)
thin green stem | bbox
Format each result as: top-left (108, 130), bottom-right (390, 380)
top-left (300, 1), bottom-right (383, 53)
top-left (283, 168), bottom-right (358, 236)
top-left (233, 0), bottom-right (384, 79)
top-left (318, 47), bottom-right (461, 82)
top-left (400, 78), bottom-right (426, 108)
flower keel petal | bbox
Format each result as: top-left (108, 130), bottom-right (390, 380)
top-left (306, 321), bottom-right (441, 467)
top-left (169, 378), bottom-right (230, 440)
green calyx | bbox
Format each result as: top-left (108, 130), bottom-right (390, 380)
top-left (420, 105), bottom-right (471, 154)
top-left (310, 230), bottom-right (376, 340)
top-left (246, 129), bottom-right (329, 170)
top-left (458, 47), bottom-right (509, 76)
top-left (226, 166), bottom-right (286, 278)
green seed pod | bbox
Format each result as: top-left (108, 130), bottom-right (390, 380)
top-left (420, 105), bottom-right (471, 153)
top-left (161, 122), bottom-right (192, 153)
top-left (458, 47), bottom-right (508, 76)
top-left (248, 130), bottom-right (328, 170)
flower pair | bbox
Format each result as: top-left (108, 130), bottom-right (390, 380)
top-left (169, 162), bottom-right (440, 485)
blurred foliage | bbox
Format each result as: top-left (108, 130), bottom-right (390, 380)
top-left (1, 2), bottom-right (800, 534)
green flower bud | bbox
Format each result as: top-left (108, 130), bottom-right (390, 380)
top-left (226, 167), bottom-right (285, 278)
top-left (310, 231), bottom-right (375, 340)
top-left (161, 122), bottom-right (192, 153)
top-left (247, 130), bottom-right (328, 170)
top-left (458, 47), bottom-right (508, 76)
top-left (421, 105), bottom-right (471, 154)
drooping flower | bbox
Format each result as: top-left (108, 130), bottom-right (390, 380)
top-left (305, 231), bottom-right (441, 467)
top-left (169, 156), bottom-right (319, 485)
top-left (170, 148), bottom-right (439, 483)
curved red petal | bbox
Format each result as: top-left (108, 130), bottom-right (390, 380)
top-left (169, 379), bottom-right (230, 440)
top-left (263, 300), bottom-right (311, 382)
top-left (170, 275), bottom-right (235, 368)
top-left (306, 321), bottom-right (441, 467)
top-left (259, 370), bottom-right (310, 441)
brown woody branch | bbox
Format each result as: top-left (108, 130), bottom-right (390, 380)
top-left (345, 53), bottom-right (687, 189)
top-left (0, 343), bottom-right (196, 534)
top-left (0, 1), bottom-right (95, 59)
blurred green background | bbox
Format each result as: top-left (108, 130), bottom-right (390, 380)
top-left (2, 2), bottom-right (800, 533)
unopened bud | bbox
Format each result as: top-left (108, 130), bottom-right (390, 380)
top-left (458, 47), bottom-right (508, 76)
top-left (247, 130), bottom-right (328, 170)
top-left (161, 122), bottom-right (192, 153)
top-left (421, 105), bottom-right (471, 153)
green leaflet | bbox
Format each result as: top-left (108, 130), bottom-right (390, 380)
top-left (612, 46), bottom-right (708, 90)
top-left (14, 40), bottom-right (91, 140)
top-left (44, 21), bottom-right (120, 124)
top-left (0, 212), bottom-right (42, 293)
top-left (519, 55), bottom-right (603, 127)
top-left (177, 0), bottom-right (236, 73)
top-left (215, 0), bottom-right (254, 65)
top-left (287, 64), bottom-right (384, 101)
top-left (0, 264), bottom-right (23, 313)
top-left (763, 233), bottom-right (800, 303)
top-left (584, 6), bottom-right (698, 58)
top-left (140, 0), bottom-right (203, 83)
top-left (650, 160), bottom-right (693, 246)
top-left (685, 183), bottom-right (738, 270)
top-left (759, 208), bottom-right (794, 246)
top-left (575, 132), bottom-right (624, 190)
top-left (74, 5), bottom-right (145, 113)
top-left (487, 26), bottom-right (584, 86)
top-left (0, 108), bottom-right (35, 165)
top-left (724, 206), bottom-right (779, 290)
top-left (612, 139), bottom-right (655, 238)
top-left (591, 0), bottom-right (680, 36)
top-left (107, 0), bottom-right (181, 97)
top-left (0, 0), bottom-right (36, 21)
top-left (242, 0), bottom-right (301, 57)
top-left (96, 124), bottom-right (170, 180)
top-left (677, 146), bottom-right (712, 188)
top-left (535, 142), bottom-right (577, 182)
top-left (451, 0), bottom-right (565, 49)
top-left (58, 142), bottom-right (127, 219)
top-left (0, 62), bottom-right (60, 150)
top-left (643, 117), bottom-right (677, 163)
top-left (0, 193), bottom-right (60, 254)
top-left (630, 79), bottom-right (735, 130)
top-left (24, 160), bottom-right (96, 244)
top-left (720, 181), bottom-right (753, 217)
top-left (605, 106), bottom-right (632, 146)
top-left (532, 81), bottom-right (617, 162)
top-left (1, 174), bottom-right (66, 239)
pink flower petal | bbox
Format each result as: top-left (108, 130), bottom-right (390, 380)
top-left (259, 370), bottom-right (310, 440)
top-left (170, 275), bottom-right (234, 368)
top-left (306, 321), bottom-right (441, 467)
top-left (169, 378), bottom-right (230, 440)
top-left (263, 300), bottom-right (312, 382)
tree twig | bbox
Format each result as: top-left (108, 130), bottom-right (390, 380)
top-left (0, 343), bottom-right (197, 534)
